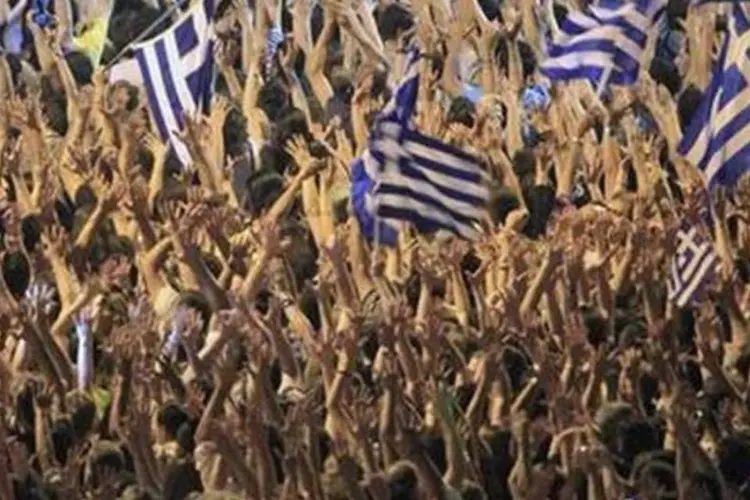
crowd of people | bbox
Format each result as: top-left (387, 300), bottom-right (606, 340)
top-left (1, 0), bottom-right (750, 498)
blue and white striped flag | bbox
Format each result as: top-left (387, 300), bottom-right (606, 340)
top-left (351, 47), bottom-right (489, 245)
top-left (133, 0), bottom-right (216, 166)
top-left (667, 219), bottom-right (720, 308)
top-left (677, 24), bottom-right (750, 187)
top-left (732, 2), bottom-right (750, 35)
top-left (541, 0), bottom-right (666, 86)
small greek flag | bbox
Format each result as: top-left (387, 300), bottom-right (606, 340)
top-left (667, 221), bottom-right (720, 308)
top-left (132, 0), bottom-right (216, 166)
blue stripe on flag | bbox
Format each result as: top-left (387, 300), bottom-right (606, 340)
top-left (134, 50), bottom-right (170, 139)
top-left (678, 31), bottom-right (750, 187)
top-left (542, 0), bottom-right (665, 86)
top-left (132, 0), bottom-right (215, 166)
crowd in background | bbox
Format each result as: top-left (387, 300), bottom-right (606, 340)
top-left (0, 0), bottom-right (750, 499)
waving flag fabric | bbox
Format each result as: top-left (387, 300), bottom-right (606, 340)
top-left (133, 0), bottom-right (216, 166)
top-left (351, 47), bottom-right (489, 246)
top-left (541, 0), bottom-right (666, 86)
top-left (678, 20), bottom-right (750, 187)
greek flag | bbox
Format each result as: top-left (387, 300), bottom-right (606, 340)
top-left (667, 220), bottom-right (720, 308)
top-left (678, 26), bottom-right (750, 187)
top-left (133, 0), bottom-right (216, 166)
top-left (541, 0), bottom-right (666, 86)
top-left (734, 2), bottom-right (750, 34)
top-left (351, 48), bottom-right (489, 246)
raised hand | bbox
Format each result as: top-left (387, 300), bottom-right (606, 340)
top-left (210, 94), bottom-right (233, 128)
top-left (142, 131), bottom-right (169, 159)
top-left (40, 225), bottom-right (68, 259)
top-left (22, 280), bottom-right (58, 322)
top-left (285, 135), bottom-right (313, 170)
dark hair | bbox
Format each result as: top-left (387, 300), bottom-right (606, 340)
top-left (258, 79), bottom-right (291, 123)
top-left (40, 75), bottom-right (68, 136)
top-left (489, 186), bottom-right (521, 225)
top-left (377, 4), bottom-right (415, 42)
top-left (630, 450), bottom-right (677, 499)
top-left (88, 444), bottom-right (126, 490)
top-left (176, 421), bottom-right (196, 454)
top-left (157, 404), bottom-right (190, 441)
top-left (419, 433), bottom-right (447, 473)
top-left (649, 57), bottom-right (681, 96)
top-left (64, 50), bottom-right (93, 85)
top-left (522, 184), bottom-right (556, 240)
top-left (581, 306), bottom-right (608, 347)
top-left (51, 418), bottom-right (76, 465)
top-left (678, 86), bottom-right (704, 132)
top-left (177, 291), bottom-right (212, 331)
top-left (718, 434), bottom-right (750, 487)
top-left (106, 7), bottom-right (165, 63)
top-left (387, 460), bottom-right (419, 500)
top-left (517, 41), bottom-right (537, 79)
top-left (70, 395), bottom-right (97, 440)
top-left (460, 480), bottom-right (487, 500)
top-left (162, 461), bottom-right (204, 499)
top-left (246, 167), bottom-right (285, 216)
top-left (2, 251), bottom-right (30, 299)
top-left (447, 97), bottom-right (477, 128)
top-left (477, 0), bottom-right (501, 20)
top-left (222, 107), bottom-right (248, 159)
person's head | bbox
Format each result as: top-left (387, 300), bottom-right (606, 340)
top-left (595, 403), bottom-right (660, 477)
top-left (377, 4), bottom-right (415, 43)
top-left (68, 391), bottom-right (97, 440)
top-left (447, 97), bottom-right (477, 128)
top-left (109, 81), bottom-right (139, 112)
top-left (630, 450), bottom-right (677, 500)
top-left (257, 78), bottom-right (291, 123)
top-left (223, 106), bottom-right (249, 159)
top-left (246, 167), bottom-right (285, 217)
top-left (162, 461), bottom-right (204, 499)
top-left (65, 50), bottom-right (93, 85)
top-left (386, 460), bottom-right (419, 500)
top-left (50, 418), bottom-right (76, 465)
top-left (40, 74), bottom-right (68, 136)
top-left (717, 433), bottom-right (750, 488)
top-left (459, 480), bottom-right (487, 500)
top-left (86, 441), bottom-right (126, 490)
top-left (157, 403), bottom-right (190, 442)
top-left (106, 6), bottom-right (165, 61)
top-left (678, 85), bottom-right (704, 132)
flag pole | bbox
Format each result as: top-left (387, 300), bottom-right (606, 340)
top-left (104, 0), bottom-right (190, 70)
top-left (596, 64), bottom-right (612, 98)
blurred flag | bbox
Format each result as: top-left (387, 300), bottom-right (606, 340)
top-left (541, 0), bottom-right (666, 86)
top-left (732, 1), bottom-right (750, 34)
top-left (132, 0), bottom-right (216, 166)
top-left (108, 57), bottom-right (143, 86)
top-left (677, 22), bottom-right (750, 187)
top-left (71, 0), bottom-right (114, 66)
top-left (351, 47), bottom-right (489, 246)
top-left (667, 220), bottom-right (720, 308)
